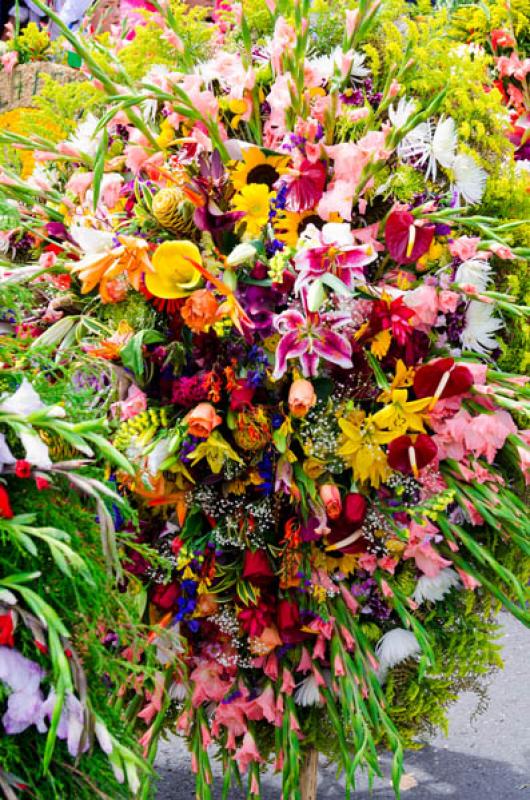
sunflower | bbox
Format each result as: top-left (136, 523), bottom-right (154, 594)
top-left (274, 209), bottom-right (343, 247)
top-left (232, 183), bottom-right (274, 238)
top-left (231, 148), bottom-right (288, 191)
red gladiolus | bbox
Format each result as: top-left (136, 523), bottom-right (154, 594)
top-left (385, 209), bottom-right (435, 265)
top-left (239, 600), bottom-right (274, 637)
top-left (343, 493), bottom-right (368, 527)
top-left (35, 477), bottom-right (50, 491)
top-left (0, 486), bottom-right (13, 519)
top-left (243, 550), bottom-right (275, 586)
top-left (388, 434), bottom-right (438, 476)
top-left (491, 29), bottom-right (515, 50)
top-left (414, 358), bottom-right (474, 402)
top-left (15, 460), bottom-right (31, 479)
top-left (0, 612), bottom-right (15, 647)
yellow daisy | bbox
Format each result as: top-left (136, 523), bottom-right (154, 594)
top-left (232, 183), bottom-right (274, 238)
top-left (231, 148), bottom-right (287, 191)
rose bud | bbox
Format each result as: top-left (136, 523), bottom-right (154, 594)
top-left (288, 378), bottom-right (317, 418)
top-left (243, 550), bottom-right (275, 586)
top-left (343, 493), bottom-right (367, 527)
top-left (319, 484), bottom-right (342, 519)
top-left (184, 402), bottom-right (222, 438)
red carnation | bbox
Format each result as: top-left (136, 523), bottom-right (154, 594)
top-left (0, 486), bottom-right (13, 519)
top-left (15, 460), bottom-right (32, 479)
top-left (0, 612), bottom-right (15, 647)
top-left (243, 550), bottom-right (275, 586)
top-left (414, 358), bottom-right (474, 401)
top-left (387, 434), bottom-right (438, 475)
top-left (385, 209), bottom-right (435, 265)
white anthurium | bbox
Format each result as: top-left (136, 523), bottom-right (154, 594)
top-left (0, 433), bottom-right (15, 472)
top-left (461, 300), bottom-right (504, 355)
top-left (67, 113), bottom-right (102, 160)
top-left (388, 97), bottom-right (417, 130)
top-left (20, 432), bottom-right (52, 469)
top-left (455, 257), bottom-right (492, 291)
top-left (226, 242), bottom-right (257, 267)
top-left (413, 568), bottom-right (462, 605)
top-left (294, 674), bottom-right (325, 707)
top-left (398, 116), bottom-right (458, 181)
top-left (375, 628), bottom-right (421, 683)
top-left (452, 153), bottom-right (487, 205)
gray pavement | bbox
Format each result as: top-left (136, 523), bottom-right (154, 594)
top-left (155, 613), bottom-right (530, 799)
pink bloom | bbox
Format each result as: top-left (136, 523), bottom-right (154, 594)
top-left (345, 8), bottom-right (358, 37)
top-left (404, 284), bottom-right (439, 326)
top-left (190, 660), bottom-right (233, 706)
top-left (245, 685), bottom-right (276, 723)
top-left (1, 52), bottom-right (18, 75)
top-left (456, 569), bottom-right (480, 590)
top-left (488, 242), bottom-right (515, 260)
top-left (516, 431), bottom-right (530, 485)
top-left (403, 520), bottom-right (452, 577)
top-left (294, 222), bottom-right (377, 292)
top-left (438, 290), bottom-right (459, 313)
top-left (340, 585), bottom-right (360, 614)
top-left (212, 696), bottom-right (248, 740)
top-left (378, 556), bottom-right (398, 575)
top-left (380, 579), bottom-right (394, 597)
top-left (296, 647), bottom-right (313, 674)
top-left (271, 17), bottom-right (296, 73)
top-left (334, 655), bottom-right (346, 677)
top-left (39, 252), bottom-right (57, 270)
top-left (66, 172), bottom-right (94, 200)
top-left (449, 236), bottom-right (481, 261)
top-left (358, 553), bottom-right (377, 573)
top-left (234, 732), bottom-right (263, 773)
top-left (113, 384), bottom-right (147, 421)
top-left (281, 668), bottom-right (296, 695)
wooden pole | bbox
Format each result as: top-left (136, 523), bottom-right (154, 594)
top-left (300, 748), bottom-right (319, 800)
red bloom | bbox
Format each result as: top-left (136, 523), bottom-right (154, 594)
top-left (15, 460), bottom-right (31, 479)
top-left (279, 159), bottom-right (327, 212)
top-left (343, 493), bottom-right (368, 526)
top-left (385, 209), bottom-right (435, 265)
top-left (491, 29), bottom-right (515, 50)
top-left (243, 550), bottom-right (275, 586)
top-left (388, 434), bottom-right (438, 475)
top-left (0, 486), bottom-right (13, 519)
top-left (229, 380), bottom-right (255, 412)
top-left (239, 599), bottom-right (275, 637)
top-left (35, 477), bottom-right (50, 491)
top-left (0, 612), bottom-right (15, 647)
top-left (151, 582), bottom-right (180, 610)
top-left (277, 599), bottom-right (302, 643)
top-left (414, 358), bottom-right (474, 401)
top-left (171, 537), bottom-right (184, 557)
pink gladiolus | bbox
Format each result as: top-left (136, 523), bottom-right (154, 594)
top-left (380, 579), bottom-right (394, 598)
top-left (246, 685), bottom-right (276, 723)
top-left (234, 732), bottom-right (263, 773)
top-left (456, 569), bottom-right (481, 590)
top-left (190, 661), bottom-right (233, 706)
top-left (334, 655), bottom-right (346, 677)
top-left (1, 52), bottom-right (18, 75)
top-left (297, 647), bottom-right (313, 674)
top-left (340, 585), bottom-right (360, 615)
top-left (448, 236), bottom-right (481, 261)
top-left (358, 553), bottom-right (378, 574)
top-left (281, 668), bottom-right (296, 695)
top-left (403, 521), bottom-right (452, 577)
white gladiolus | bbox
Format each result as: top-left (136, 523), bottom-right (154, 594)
top-left (95, 719), bottom-right (114, 755)
top-left (0, 379), bottom-right (46, 417)
top-left (19, 432), bottom-right (52, 469)
top-left (294, 674), bottom-right (324, 707)
top-left (0, 433), bottom-right (15, 472)
top-left (376, 628), bottom-right (421, 677)
top-left (67, 114), bottom-right (102, 159)
top-left (413, 568), bottom-right (461, 605)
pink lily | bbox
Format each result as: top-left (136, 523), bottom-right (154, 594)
top-left (294, 222), bottom-right (377, 292)
top-left (272, 296), bottom-right (353, 378)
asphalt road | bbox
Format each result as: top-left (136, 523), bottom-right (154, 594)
top-left (155, 613), bottom-right (530, 799)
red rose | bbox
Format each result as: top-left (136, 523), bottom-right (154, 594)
top-left (15, 460), bottom-right (31, 479)
top-left (243, 550), bottom-right (275, 586)
top-left (0, 486), bottom-right (13, 519)
top-left (343, 493), bottom-right (367, 527)
top-left (388, 434), bottom-right (438, 475)
top-left (0, 613), bottom-right (15, 647)
top-left (151, 582), bottom-right (180, 610)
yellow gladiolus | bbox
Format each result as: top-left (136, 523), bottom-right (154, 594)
top-left (145, 241), bottom-right (203, 300)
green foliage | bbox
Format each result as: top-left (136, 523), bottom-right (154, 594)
top-left (10, 22), bottom-right (51, 62)
top-left (34, 75), bottom-right (104, 133)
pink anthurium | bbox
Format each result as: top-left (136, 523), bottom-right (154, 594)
top-left (385, 208), bottom-right (435, 264)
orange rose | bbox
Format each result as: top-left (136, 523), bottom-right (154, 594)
top-left (319, 483), bottom-right (342, 520)
top-left (288, 378), bottom-right (317, 418)
top-left (181, 289), bottom-right (219, 333)
top-left (184, 402), bottom-right (222, 438)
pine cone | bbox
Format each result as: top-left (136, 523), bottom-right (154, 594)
top-left (152, 187), bottom-right (196, 238)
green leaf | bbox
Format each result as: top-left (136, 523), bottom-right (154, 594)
top-left (83, 432), bottom-right (136, 475)
top-left (92, 127), bottom-right (109, 212)
top-left (120, 329), bottom-right (165, 379)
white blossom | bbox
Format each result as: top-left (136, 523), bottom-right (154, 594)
top-left (452, 153), bottom-right (487, 205)
top-left (461, 300), bottom-right (503, 355)
top-left (413, 568), bottom-right (461, 604)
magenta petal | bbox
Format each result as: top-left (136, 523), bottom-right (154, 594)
top-left (300, 348), bottom-right (320, 377)
top-left (273, 330), bottom-right (307, 379)
top-left (274, 308), bottom-right (305, 334)
top-left (313, 329), bottom-right (353, 369)
top-left (385, 209), bottom-right (435, 265)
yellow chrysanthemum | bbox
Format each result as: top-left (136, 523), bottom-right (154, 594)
top-left (232, 183), bottom-right (274, 238)
top-left (231, 148), bottom-right (287, 191)
top-left (145, 241), bottom-right (203, 300)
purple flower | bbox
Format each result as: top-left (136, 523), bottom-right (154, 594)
top-left (0, 646), bottom-right (46, 734)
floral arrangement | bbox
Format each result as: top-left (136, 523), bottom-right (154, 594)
top-left (0, 0), bottom-right (529, 798)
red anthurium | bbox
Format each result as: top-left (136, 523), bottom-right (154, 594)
top-left (385, 209), bottom-right (435, 265)
top-left (0, 486), bottom-right (13, 519)
top-left (388, 434), bottom-right (438, 476)
top-left (0, 612), bottom-right (15, 647)
top-left (414, 358), bottom-right (474, 403)
top-left (326, 494), bottom-right (369, 554)
top-left (243, 550), bottom-right (275, 586)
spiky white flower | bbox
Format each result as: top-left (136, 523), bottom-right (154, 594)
top-left (308, 48), bottom-right (369, 84)
top-left (461, 300), bottom-right (503, 355)
top-left (67, 114), bottom-right (102, 159)
top-left (294, 674), bottom-right (324, 707)
top-left (376, 628), bottom-right (421, 674)
top-left (452, 153), bottom-right (487, 205)
top-left (388, 97), bottom-right (417, 129)
top-left (398, 116), bottom-right (458, 181)
top-left (413, 568), bottom-right (461, 605)
top-left (454, 257), bottom-right (492, 291)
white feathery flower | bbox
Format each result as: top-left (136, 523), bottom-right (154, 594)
top-left (67, 114), bottom-right (102, 159)
top-left (376, 628), bottom-right (421, 673)
top-left (398, 116), bottom-right (457, 181)
top-left (461, 300), bottom-right (503, 355)
top-left (452, 153), bottom-right (487, 205)
top-left (308, 48), bottom-right (369, 84)
top-left (294, 674), bottom-right (324, 707)
top-left (413, 568), bottom-right (461, 605)
top-left (388, 97), bottom-right (417, 129)
top-left (454, 257), bottom-right (492, 291)
top-left (169, 681), bottom-right (188, 701)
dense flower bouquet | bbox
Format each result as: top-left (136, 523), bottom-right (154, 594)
top-left (0, 0), bottom-right (529, 797)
